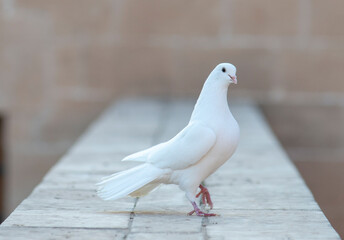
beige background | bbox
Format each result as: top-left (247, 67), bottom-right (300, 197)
top-left (0, 0), bottom-right (343, 232)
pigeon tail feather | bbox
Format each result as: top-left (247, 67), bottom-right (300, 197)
top-left (97, 163), bottom-right (162, 201)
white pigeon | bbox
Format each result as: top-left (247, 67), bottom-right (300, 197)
top-left (97, 63), bottom-right (240, 216)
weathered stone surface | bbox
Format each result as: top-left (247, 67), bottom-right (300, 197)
top-left (0, 98), bottom-right (339, 239)
top-left (0, 227), bottom-right (126, 240)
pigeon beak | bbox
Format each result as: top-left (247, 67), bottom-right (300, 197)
top-left (229, 75), bottom-right (237, 84)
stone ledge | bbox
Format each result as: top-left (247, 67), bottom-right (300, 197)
top-left (0, 98), bottom-right (340, 239)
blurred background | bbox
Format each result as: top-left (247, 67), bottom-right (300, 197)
top-left (0, 0), bottom-right (343, 236)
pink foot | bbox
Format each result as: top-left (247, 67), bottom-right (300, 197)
top-left (196, 185), bottom-right (213, 209)
top-left (188, 201), bottom-right (216, 217)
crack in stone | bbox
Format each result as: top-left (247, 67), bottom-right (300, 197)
top-left (200, 181), bottom-right (210, 240)
top-left (122, 197), bottom-right (139, 240)
top-left (201, 217), bottom-right (209, 240)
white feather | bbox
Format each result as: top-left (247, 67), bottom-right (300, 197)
top-left (147, 122), bottom-right (216, 169)
top-left (97, 164), bottom-right (164, 200)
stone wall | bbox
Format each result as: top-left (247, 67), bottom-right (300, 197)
top-left (0, 0), bottom-right (343, 216)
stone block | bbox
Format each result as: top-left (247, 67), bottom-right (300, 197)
top-left (55, 41), bottom-right (120, 93)
top-left (120, 0), bottom-right (222, 37)
top-left (262, 104), bottom-right (344, 149)
top-left (111, 44), bottom-right (174, 96)
top-left (0, 14), bottom-right (51, 108)
top-left (55, 41), bottom-right (85, 89)
top-left (231, 0), bottom-right (299, 36)
top-left (17, 0), bottom-right (116, 37)
top-left (311, 0), bottom-right (344, 37)
top-left (279, 48), bottom-right (344, 92)
top-left (127, 233), bottom-right (203, 240)
top-left (131, 214), bottom-right (202, 233)
top-left (0, 227), bottom-right (126, 240)
top-left (39, 99), bottom-right (108, 143)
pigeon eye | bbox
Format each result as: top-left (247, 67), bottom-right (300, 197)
top-left (222, 67), bottom-right (226, 73)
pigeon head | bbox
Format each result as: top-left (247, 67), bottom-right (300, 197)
top-left (210, 63), bottom-right (237, 86)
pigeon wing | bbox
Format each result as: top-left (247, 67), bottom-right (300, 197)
top-left (147, 122), bottom-right (216, 170)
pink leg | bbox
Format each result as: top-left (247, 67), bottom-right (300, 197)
top-left (187, 185), bottom-right (216, 217)
top-left (187, 201), bottom-right (216, 217)
top-left (196, 184), bottom-right (213, 209)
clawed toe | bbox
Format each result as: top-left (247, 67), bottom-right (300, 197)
top-left (187, 210), bottom-right (195, 216)
top-left (188, 201), bottom-right (216, 217)
top-left (188, 209), bottom-right (216, 217)
top-left (197, 211), bottom-right (216, 217)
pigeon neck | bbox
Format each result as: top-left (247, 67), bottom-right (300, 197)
top-left (190, 79), bottom-right (229, 121)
